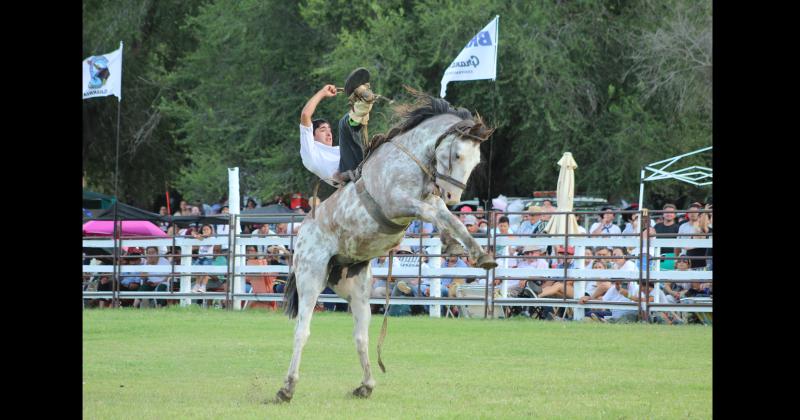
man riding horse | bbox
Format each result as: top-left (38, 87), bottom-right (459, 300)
top-left (299, 68), bottom-right (375, 187)
top-left (277, 70), bottom-right (497, 404)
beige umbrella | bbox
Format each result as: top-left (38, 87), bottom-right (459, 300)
top-left (544, 152), bottom-right (581, 236)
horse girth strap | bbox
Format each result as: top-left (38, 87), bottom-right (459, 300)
top-left (376, 249), bottom-right (394, 374)
top-left (354, 178), bottom-right (407, 234)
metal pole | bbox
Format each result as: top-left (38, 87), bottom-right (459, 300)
top-left (637, 209), bottom-right (645, 322)
top-left (643, 209), bottom-right (651, 323)
top-left (111, 99), bottom-right (122, 308)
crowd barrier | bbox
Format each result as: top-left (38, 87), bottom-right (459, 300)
top-left (82, 209), bottom-right (712, 322)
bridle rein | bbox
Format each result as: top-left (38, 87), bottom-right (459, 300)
top-left (389, 119), bottom-right (484, 197)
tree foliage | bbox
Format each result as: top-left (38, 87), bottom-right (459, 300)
top-left (83, 0), bottom-right (712, 210)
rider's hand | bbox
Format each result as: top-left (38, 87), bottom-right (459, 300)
top-left (319, 84), bottom-right (337, 98)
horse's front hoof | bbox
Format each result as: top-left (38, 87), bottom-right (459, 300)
top-left (352, 384), bottom-right (373, 398)
top-left (476, 254), bottom-right (498, 269)
top-left (267, 388), bottom-right (293, 404)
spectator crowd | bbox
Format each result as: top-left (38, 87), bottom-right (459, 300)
top-left (83, 195), bottom-right (712, 324)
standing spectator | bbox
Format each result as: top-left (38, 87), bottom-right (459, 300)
top-left (215, 206), bottom-right (231, 250)
top-left (245, 198), bottom-right (258, 210)
top-left (654, 203), bottom-right (681, 255)
top-left (685, 204), bottom-right (712, 270)
top-left (158, 206), bottom-right (170, 231)
top-left (174, 200), bottom-right (190, 216)
top-left (678, 202), bottom-right (702, 253)
top-left (590, 206), bottom-right (621, 236)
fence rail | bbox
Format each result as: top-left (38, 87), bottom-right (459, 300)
top-left (83, 209), bottom-right (712, 321)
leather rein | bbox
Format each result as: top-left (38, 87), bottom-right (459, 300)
top-left (389, 120), bottom-right (484, 196)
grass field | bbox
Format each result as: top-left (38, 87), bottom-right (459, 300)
top-left (83, 306), bottom-right (712, 419)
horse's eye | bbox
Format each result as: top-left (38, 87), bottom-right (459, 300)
top-left (455, 153), bottom-right (461, 160)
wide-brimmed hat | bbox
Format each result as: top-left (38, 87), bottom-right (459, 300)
top-left (344, 67), bottom-right (371, 96)
top-left (523, 245), bottom-right (545, 253)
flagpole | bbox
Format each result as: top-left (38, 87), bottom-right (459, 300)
top-left (487, 15), bottom-right (499, 211)
top-left (112, 97), bottom-right (122, 307)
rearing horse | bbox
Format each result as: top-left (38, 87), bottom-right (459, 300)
top-left (272, 90), bottom-right (496, 403)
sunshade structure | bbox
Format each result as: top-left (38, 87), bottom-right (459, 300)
top-left (82, 220), bottom-right (167, 237)
top-left (544, 152), bottom-right (581, 236)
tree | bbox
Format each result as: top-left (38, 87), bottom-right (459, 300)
top-left (82, 0), bottom-right (205, 210)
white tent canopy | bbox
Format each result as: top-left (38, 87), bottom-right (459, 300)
top-left (638, 146), bottom-right (712, 210)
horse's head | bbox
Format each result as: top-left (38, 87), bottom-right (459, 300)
top-left (434, 117), bottom-right (494, 205)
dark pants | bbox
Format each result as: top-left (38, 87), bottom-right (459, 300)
top-left (337, 113), bottom-right (364, 173)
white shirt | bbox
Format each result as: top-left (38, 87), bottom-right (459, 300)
top-left (678, 221), bottom-right (698, 238)
top-left (590, 222), bottom-right (621, 236)
top-left (299, 124), bottom-right (340, 186)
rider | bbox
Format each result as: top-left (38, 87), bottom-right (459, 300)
top-left (299, 68), bottom-right (375, 186)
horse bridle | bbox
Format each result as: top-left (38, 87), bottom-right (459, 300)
top-left (390, 120), bottom-right (483, 196)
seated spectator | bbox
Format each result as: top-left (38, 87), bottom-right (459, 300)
top-left (594, 247), bottom-right (613, 269)
top-left (95, 274), bottom-right (113, 308)
top-left (463, 215), bottom-right (480, 236)
top-left (371, 254), bottom-right (402, 299)
top-left (516, 206), bottom-right (545, 236)
top-left (579, 261), bottom-right (614, 318)
top-left (243, 244), bottom-right (276, 310)
top-left (492, 216), bottom-right (515, 268)
top-left (515, 245), bottom-right (548, 295)
top-left (191, 225), bottom-right (215, 292)
top-left (611, 247), bottom-right (637, 271)
top-left (590, 206), bottom-right (621, 236)
top-left (205, 244), bottom-right (228, 291)
top-left (138, 246), bottom-right (172, 308)
top-left (388, 245), bottom-right (429, 316)
top-left (540, 245), bottom-right (575, 299)
top-left (583, 247), bottom-right (595, 270)
top-left (120, 248), bottom-right (145, 307)
top-left (441, 251), bottom-right (469, 298)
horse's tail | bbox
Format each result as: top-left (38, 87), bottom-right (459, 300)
top-left (283, 271), bottom-right (299, 319)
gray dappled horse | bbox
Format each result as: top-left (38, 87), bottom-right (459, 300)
top-left (272, 90), bottom-right (496, 403)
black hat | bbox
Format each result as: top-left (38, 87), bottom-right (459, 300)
top-left (344, 67), bottom-right (371, 96)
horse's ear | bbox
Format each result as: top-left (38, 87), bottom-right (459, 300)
top-left (469, 114), bottom-right (495, 141)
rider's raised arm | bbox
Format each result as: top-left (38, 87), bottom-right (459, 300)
top-left (301, 84), bottom-right (338, 127)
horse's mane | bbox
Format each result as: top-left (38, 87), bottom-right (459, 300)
top-left (363, 86), bottom-right (489, 159)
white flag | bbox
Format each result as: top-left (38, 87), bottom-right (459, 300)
top-left (82, 42), bottom-right (123, 101)
top-left (440, 16), bottom-right (498, 98)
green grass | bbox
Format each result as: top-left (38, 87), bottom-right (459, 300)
top-left (83, 306), bottom-right (711, 419)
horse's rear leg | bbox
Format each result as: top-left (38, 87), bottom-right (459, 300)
top-left (270, 256), bottom-right (330, 403)
top-left (332, 263), bottom-right (375, 398)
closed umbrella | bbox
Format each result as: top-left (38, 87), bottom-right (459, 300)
top-left (544, 152), bottom-right (580, 235)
